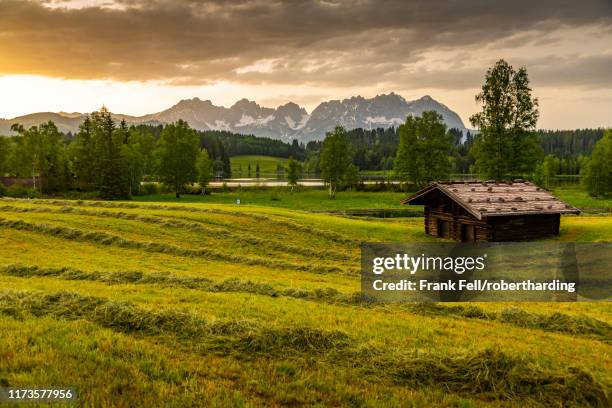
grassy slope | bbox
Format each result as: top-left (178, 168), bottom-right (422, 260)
top-left (0, 197), bottom-right (610, 407)
top-left (230, 155), bottom-right (289, 177)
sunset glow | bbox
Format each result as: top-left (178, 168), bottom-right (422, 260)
top-left (0, 0), bottom-right (610, 128)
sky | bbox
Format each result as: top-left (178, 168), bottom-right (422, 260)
top-left (0, 0), bottom-right (611, 129)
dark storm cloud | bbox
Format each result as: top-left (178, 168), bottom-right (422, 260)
top-left (1, 0), bottom-right (611, 89)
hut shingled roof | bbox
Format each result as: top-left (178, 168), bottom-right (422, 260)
top-left (401, 181), bottom-right (580, 220)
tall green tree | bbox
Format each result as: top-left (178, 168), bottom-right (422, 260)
top-left (128, 126), bottom-right (157, 177)
top-left (196, 149), bottom-right (213, 194)
top-left (470, 59), bottom-right (542, 180)
top-left (0, 136), bottom-right (10, 176)
top-left (343, 163), bottom-right (360, 190)
top-left (71, 116), bottom-right (97, 190)
top-left (581, 130), bottom-right (612, 197)
top-left (534, 154), bottom-right (559, 189)
top-left (121, 143), bottom-right (145, 197)
top-left (9, 121), bottom-right (67, 192)
top-left (71, 110), bottom-right (135, 198)
top-left (320, 125), bottom-right (352, 198)
top-left (285, 157), bottom-right (302, 190)
top-left (156, 120), bottom-right (199, 198)
top-left (91, 108), bottom-right (130, 199)
top-left (394, 111), bottom-right (453, 186)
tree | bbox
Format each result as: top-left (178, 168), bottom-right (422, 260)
top-left (70, 109), bottom-right (133, 198)
top-left (71, 116), bottom-right (97, 191)
top-left (0, 136), bottom-right (11, 176)
top-left (197, 149), bottom-right (213, 194)
top-left (285, 157), bottom-right (302, 190)
top-left (127, 125), bottom-right (157, 178)
top-left (9, 121), bottom-right (68, 193)
top-left (38, 121), bottom-right (69, 193)
top-left (343, 163), bottom-right (360, 190)
top-left (93, 108), bottom-right (130, 199)
top-left (534, 154), bottom-right (559, 189)
top-left (121, 142), bottom-right (145, 196)
top-left (470, 59), bottom-right (542, 180)
top-left (394, 119), bottom-right (418, 184)
top-left (394, 111), bottom-right (453, 186)
top-left (581, 130), bottom-right (612, 197)
top-left (320, 125), bottom-right (352, 198)
top-left (155, 120), bottom-right (199, 198)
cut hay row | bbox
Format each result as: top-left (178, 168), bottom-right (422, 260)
top-left (2, 198), bottom-right (360, 245)
top-left (407, 303), bottom-right (612, 342)
top-left (0, 205), bottom-right (354, 262)
top-left (0, 290), bottom-right (350, 353)
top-left (0, 264), bottom-right (354, 303)
top-left (0, 218), bottom-right (358, 275)
top-left (498, 307), bottom-right (612, 339)
top-left (3, 264), bottom-right (609, 342)
top-left (361, 348), bottom-right (609, 407)
top-left (0, 289), bottom-right (607, 406)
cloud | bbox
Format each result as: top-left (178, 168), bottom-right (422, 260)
top-left (0, 0), bottom-right (611, 90)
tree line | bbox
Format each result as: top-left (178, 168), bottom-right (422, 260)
top-left (0, 107), bottom-right (217, 199)
top-left (127, 123), bottom-right (606, 178)
top-left (206, 130), bottom-right (307, 161)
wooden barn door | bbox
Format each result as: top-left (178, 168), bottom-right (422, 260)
top-left (461, 224), bottom-right (475, 242)
top-left (437, 219), bottom-right (450, 238)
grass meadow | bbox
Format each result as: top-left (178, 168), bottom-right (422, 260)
top-left (552, 186), bottom-right (612, 211)
top-left (230, 155), bottom-right (290, 178)
top-left (135, 189), bottom-right (409, 211)
top-left (136, 185), bottom-right (612, 214)
top-left (0, 195), bottom-right (610, 407)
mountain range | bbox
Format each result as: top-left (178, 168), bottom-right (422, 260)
top-left (0, 93), bottom-right (466, 142)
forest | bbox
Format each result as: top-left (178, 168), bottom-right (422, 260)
top-left (201, 126), bottom-right (604, 176)
top-left (0, 120), bottom-right (606, 186)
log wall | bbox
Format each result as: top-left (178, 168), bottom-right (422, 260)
top-left (488, 214), bottom-right (560, 241)
top-left (421, 192), bottom-right (562, 242)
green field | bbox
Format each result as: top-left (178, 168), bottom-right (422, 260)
top-left (553, 186), bottom-right (612, 210)
top-left (230, 155), bottom-right (290, 178)
top-left (136, 186), bottom-right (612, 213)
top-left (136, 189), bottom-right (410, 211)
top-left (0, 197), bottom-right (610, 406)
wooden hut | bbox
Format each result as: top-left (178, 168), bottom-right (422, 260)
top-left (402, 181), bottom-right (580, 242)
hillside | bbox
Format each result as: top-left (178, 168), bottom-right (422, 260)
top-left (0, 197), bottom-right (610, 406)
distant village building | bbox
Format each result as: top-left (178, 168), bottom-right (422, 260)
top-left (402, 181), bottom-right (580, 242)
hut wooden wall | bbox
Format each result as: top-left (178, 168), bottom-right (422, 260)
top-left (423, 193), bottom-right (490, 242)
top-left (421, 191), bottom-right (562, 242)
top-left (487, 214), bottom-right (560, 241)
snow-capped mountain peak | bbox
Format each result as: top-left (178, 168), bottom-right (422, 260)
top-left (1, 93), bottom-right (466, 142)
